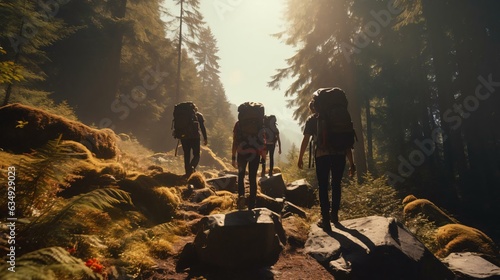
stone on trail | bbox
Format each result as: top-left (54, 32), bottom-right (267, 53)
top-left (305, 215), bottom-right (455, 280)
top-left (442, 252), bottom-right (500, 279)
top-left (177, 208), bottom-right (286, 270)
top-left (259, 173), bottom-right (286, 198)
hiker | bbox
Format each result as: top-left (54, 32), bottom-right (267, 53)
top-left (172, 102), bottom-right (208, 176)
top-left (262, 115), bottom-right (282, 177)
top-left (297, 88), bottom-right (356, 232)
top-left (231, 102), bottom-right (266, 210)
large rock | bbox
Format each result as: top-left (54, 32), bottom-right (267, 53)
top-left (0, 103), bottom-right (118, 159)
top-left (255, 193), bottom-right (284, 214)
top-left (259, 173), bottom-right (286, 198)
top-left (189, 208), bottom-right (286, 269)
top-left (285, 179), bottom-right (317, 208)
top-left (442, 252), bottom-right (500, 279)
top-left (206, 175), bottom-right (237, 193)
top-left (305, 216), bottom-right (455, 280)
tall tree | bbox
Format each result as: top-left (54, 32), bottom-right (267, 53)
top-left (0, 0), bottom-right (73, 106)
top-left (167, 0), bottom-right (205, 102)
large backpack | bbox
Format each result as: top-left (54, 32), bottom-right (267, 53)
top-left (237, 102), bottom-right (265, 142)
top-left (312, 87), bottom-right (356, 151)
top-left (172, 102), bottom-right (200, 139)
top-left (263, 115), bottom-right (279, 143)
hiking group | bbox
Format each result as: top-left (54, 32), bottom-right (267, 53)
top-left (172, 87), bottom-right (356, 232)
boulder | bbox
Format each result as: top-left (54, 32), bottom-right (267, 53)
top-left (305, 216), bottom-right (455, 280)
top-left (255, 193), bottom-right (284, 214)
top-left (259, 173), bottom-right (286, 198)
top-left (188, 208), bottom-right (286, 269)
top-left (206, 175), bottom-right (237, 193)
top-left (0, 103), bottom-right (118, 159)
top-left (442, 252), bottom-right (500, 279)
top-left (436, 224), bottom-right (499, 258)
top-left (282, 201), bottom-right (307, 219)
top-left (285, 179), bottom-right (317, 208)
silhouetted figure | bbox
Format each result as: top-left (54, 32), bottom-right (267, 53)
top-left (263, 115), bottom-right (282, 177)
top-left (298, 88), bottom-right (356, 232)
top-left (172, 102), bottom-right (207, 176)
top-left (231, 102), bottom-right (266, 210)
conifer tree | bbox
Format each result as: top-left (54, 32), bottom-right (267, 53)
top-left (0, 0), bottom-right (73, 106)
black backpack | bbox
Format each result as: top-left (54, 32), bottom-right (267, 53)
top-left (172, 102), bottom-right (200, 139)
top-left (263, 115), bottom-right (279, 143)
top-left (312, 87), bottom-right (356, 151)
top-left (237, 102), bottom-right (265, 142)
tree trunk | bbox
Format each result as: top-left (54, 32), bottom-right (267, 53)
top-left (176, 0), bottom-right (184, 103)
top-left (422, 0), bottom-right (467, 199)
top-left (365, 96), bottom-right (374, 173)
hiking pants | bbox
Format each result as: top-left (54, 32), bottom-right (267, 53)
top-left (266, 143), bottom-right (276, 174)
top-left (181, 138), bottom-right (200, 174)
top-left (237, 152), bottom-right (260, 209)
top-left (315, 155), bottom-right (346, 218)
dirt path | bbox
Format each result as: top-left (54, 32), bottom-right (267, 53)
top-left (144, 237), bottom-right (334, 279)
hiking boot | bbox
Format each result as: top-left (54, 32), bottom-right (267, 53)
top-left (237, 196), bottom-right (246, 210)
top-left (317, 218), bottom-right (332, 232)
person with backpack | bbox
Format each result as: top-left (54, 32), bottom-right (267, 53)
top-left (297, 88), bottom-right (356, 232)
top-left (263, 115), bottom-right (282, 177)
top-left (172, 102), bottom-right (208, 176)
top-left (231, 102), bottom-right (266, 210)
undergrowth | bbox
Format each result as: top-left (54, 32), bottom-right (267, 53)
top-left (341, 173), bottom-right (402, 220)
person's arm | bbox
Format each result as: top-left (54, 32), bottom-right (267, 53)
top-left (198, 113), bottom-right (208, 145)
top-left (298, 134), bottom-right (311, 169)
top-left (231, 123), bottom-right (238, 168)
top-left (277, 133), bottom-right (282, 154)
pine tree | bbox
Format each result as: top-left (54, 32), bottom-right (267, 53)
top-left (165, 0), bottom-right (205, 102)
top-left (0, 0), bottom-right (74, 106)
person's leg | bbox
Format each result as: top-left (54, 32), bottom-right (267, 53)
top-left (267, 144), bottom-right (276, 176)
top-left (260, 153), bottom-right (266, 177)
top-left (180, 139), bottom-right (192, 174)
top-left (330, 154), bottom-right (346, 223)
top-left (190, 138), bottom-right (201, 171)
top-left (247, 152), bottom-right (260, 209)
top-left (237, 154), bottom-right (248, 198)
top-left (315, 155), bottom-right (332, 227)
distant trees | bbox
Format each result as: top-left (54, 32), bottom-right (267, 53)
top-left (0, 0), bottom-right (235, 158)
top-left (193, 27), bottom-right (234, 158)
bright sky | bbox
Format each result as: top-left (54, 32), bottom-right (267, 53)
top-left (198, 0), bottom-right (302, 136)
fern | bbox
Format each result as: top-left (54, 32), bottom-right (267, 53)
top-left (3, 135), bottom-right (84, 217)
top-left (0, 247), bottom-right (102, 280)
top-left (22, 188), bottom-right (134, 253)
